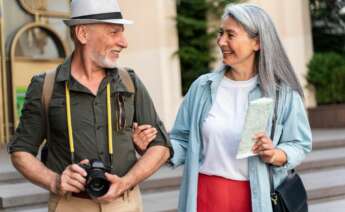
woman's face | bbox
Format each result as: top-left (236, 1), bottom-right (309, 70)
top-left (217, 17), bottom-right (259, 69)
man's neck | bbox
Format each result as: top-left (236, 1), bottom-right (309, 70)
top-left (71, 50), bottom-right (106, 82)
top-left (70, 50), bottom-right (107, 95)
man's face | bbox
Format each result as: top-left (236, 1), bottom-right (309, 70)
top-left (84, 23), bottom-right (128, 68)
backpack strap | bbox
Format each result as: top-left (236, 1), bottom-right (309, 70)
top-left (118, 67), bottom-right (135, 93)
top-left (42, 69), bottom-right (57, 141)
top-left (40, 68), bottom-right (57, 163)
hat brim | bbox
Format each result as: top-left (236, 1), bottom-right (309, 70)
top-left (63, 18), bottom-right (133, 26)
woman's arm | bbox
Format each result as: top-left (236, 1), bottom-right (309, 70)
top-left (132, 77), bottom-right (203, 167)
top-left (275, 91), bottom-right (312, 169)
top-left (252, 90), bottom-right (312, 168)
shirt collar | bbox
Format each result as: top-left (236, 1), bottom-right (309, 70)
top-left (201, 65), bottom-right (262, 102)
top-left (55, 55), bottom-right (72, 82)
top-left (56, 54), bottom-right (132, 94)
top-left (202, 65), bottom-right (261, 87)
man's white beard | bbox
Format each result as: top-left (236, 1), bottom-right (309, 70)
top-left (99, 57), bottom-right (117, 69)
top-left (92, 52), bottom-right (117, 69)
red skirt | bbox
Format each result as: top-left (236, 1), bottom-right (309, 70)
top-left (197, 173), bottom-right (252, 212)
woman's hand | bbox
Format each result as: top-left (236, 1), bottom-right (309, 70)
top-left (252, 132), bottom-right (287, 166)
top-left (132, 122), bottom-right (157, 152)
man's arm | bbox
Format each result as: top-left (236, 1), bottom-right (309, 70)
top-left (98, 139), bottom-right (170, 202)
top-left (97, 70), bottom-right (172, 202)
top-left (9, 74), bottom-right (87, 196)
top-left (124, 145), bottom-right (170, 184)
top-left (11, 151), bottom-right (88, 195)
top-left (11, 152), bottom-right (59, 193)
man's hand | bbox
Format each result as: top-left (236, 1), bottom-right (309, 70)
top-left (55, 159), bottom-right (88, 196)
top-left (132, 122), bottom-right (157, 152)
top-left (96, 173), bottom-right (130, 203)
top-left (97, 146), bottom-right (169, 202)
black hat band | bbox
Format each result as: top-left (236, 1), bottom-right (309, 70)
top-left (72, 12), bottom-right (123, 20)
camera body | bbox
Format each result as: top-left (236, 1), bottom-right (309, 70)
top-left (79, 159), bottom-right (111, 198)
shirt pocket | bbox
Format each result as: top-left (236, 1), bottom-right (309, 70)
top-left (113, 92), bottom-right (135, 130)
top-left (122, 93), bottom-right (135, 128)
top-left (48, 98), bottom-right (83, 134)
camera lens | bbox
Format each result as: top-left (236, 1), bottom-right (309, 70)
top-left (89, 178), bottom-right (107, 192)
top-left (86, 169), bottom-right (110, 197)
top-left (80, 159), bottom-right (111, 198)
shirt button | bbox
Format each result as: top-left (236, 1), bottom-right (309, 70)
top-left (97, 126), bottom-right (101, 130)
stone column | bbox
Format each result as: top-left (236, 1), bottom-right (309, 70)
top-left (0, 1), bottom-right (5, 144)
top-left (118, 0), bottom-right (182, 129)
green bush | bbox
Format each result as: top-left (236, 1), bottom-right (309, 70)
top-left (176, 0), bottom-right (240, 95)
top-left (307, 52), bottom-right (345, 105)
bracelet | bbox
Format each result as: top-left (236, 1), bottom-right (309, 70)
top-left (54, 174), bottom-right (62, 195)
top-left (270, 150), bottom-right (277, 164)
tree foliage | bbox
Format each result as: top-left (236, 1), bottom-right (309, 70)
top-left (176, 0), bottom-right (240, 94)
top-left (310, 0), bottom-right (345, 54)
top-left (308, 0), bottom-right (345, 104)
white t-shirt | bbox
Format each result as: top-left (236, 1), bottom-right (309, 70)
top-left (199, 75), bottom-right (258, 181)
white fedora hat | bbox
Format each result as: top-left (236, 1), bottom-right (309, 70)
top-left (64, 0), bottom-right (133, 26)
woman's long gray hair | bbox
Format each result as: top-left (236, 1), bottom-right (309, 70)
top-left (222, 4), bottom-right (304, 98)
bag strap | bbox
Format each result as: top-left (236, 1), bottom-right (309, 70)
top-left (268, 88), bottom-right (280, 195)
top-left (42, 68), bottom-right (58, 142)
top-left (118, 67), bottom-right (135, 93)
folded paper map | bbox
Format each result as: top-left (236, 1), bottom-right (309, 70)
top-left (236, 97), bottom-right (274, 159)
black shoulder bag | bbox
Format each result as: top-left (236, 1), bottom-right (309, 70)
top-left (268, 89), bottom-right (308, 212)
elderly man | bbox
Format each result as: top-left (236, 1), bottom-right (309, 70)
top-left (8, 0), bottom-right (172, 211)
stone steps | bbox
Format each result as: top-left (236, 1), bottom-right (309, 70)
top-left (310, 195), bottom-right (345, 212)
top-left (301, 167), bottom-right (345, 201)
top-left (0, 183), bottom-right (180, 212)
top-left (0, 190), bottom-right (181, 212)
top-left (140, 167), bottom-right (182, 192)
top-left (297, 147), bottom-right (345, 171)
top-left (0, 183), bottom-right (47, 209)
top-left (304, 129), bottom-right (345, 211)
top-left (143, 190), bottom-right (179, 212)
top-left (0, 204), bottom-right (47, 212)
top-left (0, 167), bottom-right (182, 211)
top-left (1, 166), bottom-right (344, 211)
top-left (313, 138), bottom-right (345, 150)
top-left (1, 129), bottom-right (345, 211)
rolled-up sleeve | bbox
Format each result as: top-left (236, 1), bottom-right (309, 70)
top-left (276, 91), bottom-right (312, 170)
top-left (8, 75), bottom-right (45, 156)
top-left (131, 71), bottom-right (173, 158)
top-left (169, 76), bottom-right (203, 167)
top-left (169, 96), bottom-right (191, 167)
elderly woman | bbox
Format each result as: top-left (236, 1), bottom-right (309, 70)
top-left (133, 3), bottom-right (312, 212)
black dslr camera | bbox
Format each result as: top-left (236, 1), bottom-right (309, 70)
top-left (79, 159), bottom-right (111, 198)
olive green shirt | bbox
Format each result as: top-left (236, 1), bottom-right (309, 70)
top-left (8, 56), bottom-right (172, 176)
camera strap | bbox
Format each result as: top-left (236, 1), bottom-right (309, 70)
top-left (65, 81), bottom-right (114, 167)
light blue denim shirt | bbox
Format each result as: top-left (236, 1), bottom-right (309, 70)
top-left (169, 69), bottom-right (312, 212)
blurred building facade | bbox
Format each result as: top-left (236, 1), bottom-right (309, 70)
top-left (0, 0), bottom-right (313, 146)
